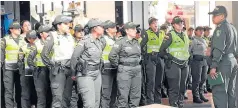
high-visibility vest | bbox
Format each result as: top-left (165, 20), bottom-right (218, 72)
top-left (102, 36), bottom-right (115, 63)
top-left (168, 31), bottom-right (190, 61)
top-left (4, 35), bottom-right (26, 64)
top-left (146, 29), bottom-right (165, 53)
top-left (21, 44), bottom-right (32, 69)
top-left (34, 39), bottom-right (45, 66)
top-left (51, 31), bottom-right (75, 62)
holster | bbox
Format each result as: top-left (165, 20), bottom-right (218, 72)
top-left (76, 57), bottom-right (88, 76)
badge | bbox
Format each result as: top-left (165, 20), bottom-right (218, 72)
top-left (216, 30), bottom-right (221, 37)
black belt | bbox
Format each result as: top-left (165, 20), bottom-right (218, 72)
top-left (171, 58), bottom-right (187, 65)
top-left (119, 62), bottom-right (140, 66)
top-left (193, 55), bottom-right (205, 61)
top-left (87, 64), bottom-right (100, 71)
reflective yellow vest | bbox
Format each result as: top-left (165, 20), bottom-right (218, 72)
top-left (51, 31), bottom-right (75, 62)
top-left (168, 31), bottom-right (190, 61)
top-left (21, 44), bottom-right (32, 69)
top-left (146, 29), bottom-right (165, 53)
top-left (34, 39), bottom-right (45, 66)
top-left (102, 36), bottom-right (115, 64)
top-left (4, 35), bottom-right (26, 64)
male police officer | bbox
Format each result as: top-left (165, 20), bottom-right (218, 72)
top-left (140, 17), bottom-right (165, 104)
top-left (190, 26), bottom-right (209, 103)
top-left (41, 15), bottom-right (75, 108)
top-left (208, 6), bottom-right (238, 108)
top-left (1, 21), bottom-right (23, 108)
top-left (70, 19), bottom-right (105, 108)
top-left (109, 22), bottom-right (141, 107)
top-left (159, 16), bottom-right (190, 107)
top-left (100, 20), bottom-right (118, 108)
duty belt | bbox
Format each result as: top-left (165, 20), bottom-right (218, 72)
top-left (119, 62), bottom-right (140, 66)
top-left (171, 57), bottom-right (187, 66)
top-left (87, 64), bottom-right (100, 71)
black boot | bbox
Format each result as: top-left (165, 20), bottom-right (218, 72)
top-left (193, 97), bottom-right (203, 103)
top-left (200, 94), bottom-right (209, 102)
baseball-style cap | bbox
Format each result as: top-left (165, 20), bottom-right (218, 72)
top-left (53, 15), bottom-right (72, 25)
top-left (103, 20), bottom-right (117, 29)
top-left (171, 16), bottom-right (184, 24)
top-left (74, 24), bottom-right (84, 32)
top-left (203, 26), bottom-right (212, 31)
top-left (208, 6), bottom-right (227, 16)
top-left (9, 21), bottom-right (21, 29)
top-left (26, 30), bottom-right (37, 39)
top-left (87, 19), bottom-right (103, 28)
top-left (160, 24), bottom-right (168, 30)
top-left (195, 26), bottom-right (204, 31)
top-left (124, 22), bottom-right (139, 29)
top-left (38, 25), bottom-right (51, 33)
top-left (148, 17), bottom-right (158, 25)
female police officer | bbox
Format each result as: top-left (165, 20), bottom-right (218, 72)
top-left (70, 19), bottom-right (105, 108)
top-left (109, 22), bottom-right (141, 107)
top-left (159, 16), bottom-right (190, 107)
top-left (190, 26), bottom-right (209, 103)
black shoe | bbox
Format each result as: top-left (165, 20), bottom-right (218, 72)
top-left (184, 95), bottom-right (188, 100)
top-left (200, 95), bottom-right (209, 102)
top-left (207, 88), bottom-right (212, 93)
top-left (193, 98), bottom-right (203, 103)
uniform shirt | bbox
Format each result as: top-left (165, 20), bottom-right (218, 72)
top-left (190, 36), bottom-right (207, 56)
top-left (41, 31), bottom-right (74, 67)
top-left (210, 20), bottom-right (238, 69)
top-left (140, 28), bottom-right (159, 53)
top-left (109, 36), bottom-right (141, 67)
top-left (1, 35), bottom-right (23, 70)
top-left (159, 30), bottom-right (185, 58)
top-left (27, 39), bottom-right (46, 67)
top-left (70, 34), bottom-right (105, 75)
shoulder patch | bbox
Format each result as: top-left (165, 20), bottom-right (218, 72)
top-left (216, 30), bottom-right (221, 37)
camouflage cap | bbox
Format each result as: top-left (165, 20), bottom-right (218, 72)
top-left (38, 25), bottom-right (51, 33)
top-left (74, 24), bottom-right (84, 32)
top-left (26, 30), bottom-right (37, 39)
top-left (171, 16), bottom-right (184, 24)
top-left (87, 18), bottom-right (103, 28)
top-left (9, 21), bottom-right (21, 29)
top-left (103, 20), bottom-right (117, 29)
top-left (208, 6), bottom-right (227, 16)
top-left (53, 15), bottom-right (72, 25)
top-left (124, 22), bottom-right (139, 29)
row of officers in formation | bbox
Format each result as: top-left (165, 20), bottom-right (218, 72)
top-left (1, 5), bottom-right (238, 108)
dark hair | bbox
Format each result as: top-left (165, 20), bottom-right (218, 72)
top-left (20, 20), bottom-right (30, 27)
top-left (24, 37), bottom-right (30, 43)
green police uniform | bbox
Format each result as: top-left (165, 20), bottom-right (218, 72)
top-left (190, 26), bottom-right (209, 103)
top-left (41, 15), bottom-right (76, 108)
top-left (1, 21), bottom-right (24, 108)
top-left (70, 19), bottom-right (105, 108)
top-left (208, 6), bottom-right (238, 108)
top-left (27, 25), bottom-right (53, 108)
top-left (100, 20), bottom-right (118, 108)
top-left (109, 22), bottom-right (142, 107)
top-left (159, 16), bottom-right (190, 107)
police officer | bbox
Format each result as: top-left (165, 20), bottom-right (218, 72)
top-left (187, 27), bottom-right (194, 40)
top-left (100, 20), bottom-right (117, 108)
top-left (208, 6), bottom-right (238, 108)
top-left (140, 17), bottom-right (165, 104)
top-left (74, 24), bottom-right (84, 43)
top-left (190, 26), bottom-right (209, 103)
top-left (70, 19), bottom-right (105, 108)
top-left (159, 16), bottom-right (190, 107)
top-left (1, 21), bottom-right (22, 108)
top-left (19, 30), bottom-right (38, 108)
top-left (109, 22), bottom-right (141, 107)
top-left (41, 15), bottom-right (75, 108)
top-left (27, 25), bottom-right (52, 108)
top-left (203, 26), bottom-right (212, 93)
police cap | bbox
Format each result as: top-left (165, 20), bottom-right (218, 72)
top-left (203, 26), bottom-right (212, 31)
top-left (208, 6), bottom-right (227, 17)
top-left (9, 21), bottom-right (21, 29)
top-left (124, 22), bottom-right (139, 29)
top-left (103, 20), bottom-right (116, 29)
top-left (195, 26), bottom-right (204, 31)
top-left (171, 16), bottom-right (184, 24)
top-left (53, 15), bottom-right (72, 25)
top-left (26, 30), bottom-right (37, 39)
top-left (74, 24), bottom-right (84, 32)
top-left (148, 17), bottom-right (158, 25)
top-left (38, 25), bottom-right (51, 33)
top-left (87, 19), bottom-right (103, 28)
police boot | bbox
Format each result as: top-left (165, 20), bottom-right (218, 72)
top-left (200, 94), bottom-right (209, 102)
top-left (193, 97), bottom-right (203, 103)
